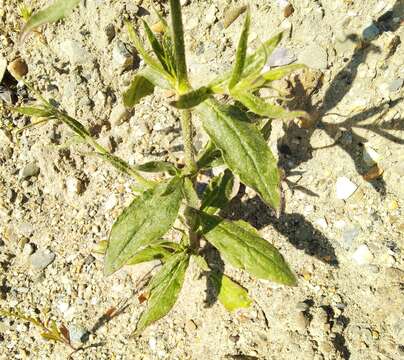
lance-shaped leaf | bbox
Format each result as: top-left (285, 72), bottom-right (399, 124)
top-left (210, 273), bottom-right (252, 312)
top-left (197, 100), bottom-right (281, 210)
top-left (104, 177), bottom-right (183, 275)
top-left (233, 91), bottom-right (308, 119)
top-left (229, 10), bottom-right (250, 89)
top-left (126, 241), bottom-right (180, 266)
top-left (197, 212), bottom-right (297, 286)
top-left (135, 251), bottom-right (189, 334)
top-left (14, 106), bottom-right (53, 118)
top-left (262, 63), bottom-right (306, 82)
top-left (123, 74), bottom-right (155, 108)
top-left (134, 161), bottom-right (178, 175)
top-left (20, 0), bottom-right (80, 41)
top-left (170, 86), bottom-right (213, 109)
top-left (201, 170), bottom-right (234, 215)
top-left (210, 32), bottom-right (283, 94)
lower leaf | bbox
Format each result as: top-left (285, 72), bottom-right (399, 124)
top-left (134, 251), bottom-right (190, 335)
top-left (197, 211), bottom-right (297, 286)
top-left (210, 273), bottom-right (252, 312)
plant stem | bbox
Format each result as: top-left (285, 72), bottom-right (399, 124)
top-left (169, 0), bottom-right (188, 89)
top-left (180, 110), bottom-right (196, 174)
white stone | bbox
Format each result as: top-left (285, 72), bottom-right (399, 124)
top-left (335, 176), bottom-right (358, 200)
top-left (149, 337), bottom-right (157, 351)
top-left (315, 218), bottom-right (328, 229)
top-left (104, 194), bottom-right (117, 210)
top-left (352, 245), bottom-right (373, 265)
top-left (66, 177), bottom-right (83, 195)
top-left (362, 145), bottom-right (380, 166)
top-left (22, 243), bottom-right (35, 256)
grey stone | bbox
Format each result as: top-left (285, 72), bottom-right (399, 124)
top-left (104, 24), bottom-right (116, 44)
top-left (268, 47), bottom-right (296, 67)
top-left (20, 162), bottom-right (40, 179)
top-left (342, 226), bottom-right (360, 249)
top-left (112, 42), bottom-right (134, 71)
top-left (30, 249), bottom-right (56, 270)
top-left (294, 311), bottom-right (309, 331)
top-left (68, 325), bottom-right (87, 343)
top-left (299, 45), bottom-right (328, 70)
top-left (388, 78), bottom-right (403, 92)
top-left (296, 301), bottom-right (310, 312)
top-left (362, 24), bottom-right (380, 41)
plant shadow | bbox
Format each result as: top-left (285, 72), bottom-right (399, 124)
top-left (279, 0), bottom-right (403, 198)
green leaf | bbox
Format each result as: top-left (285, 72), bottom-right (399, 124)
top-left (123, 74), bottom-right (155, 108)
top-left (170, 86), bottom-right (213, 109)
top-left (126, 242), bottom-right (178, 266)
top-left (197, 212), bottom-right (297, 286)
top-left (104, 178), bottom-right (183, 275)
top-left (201, 170), bottom-right (234, 215)
top-left (182, 177), bottom-right (200, 208)
top-left (13, 106), bottom-right (52, 117)
top-left (168, 0), bottom-right (188, 88)
top-left (197, 100), bottom-right (281, 210)
top-left (233, 91), bottom-right (308, 119)
top-left (210, 273), bottom-right (252, 312)
top-left (135, 251), bottom-right (189, 334)
top-left (196, 140), bottom-right (224, 170)
top-left (20, 0), bottom-right (80, 41)
top-left (142, 20), bottom-right (168, 71)
top-left (134, 161), bottom-right (178, 175)
top-left (262, 63), bottom-right (306, 82)
top-left (210, 32), bottom-right (283, 94)
top-left (229, 10), bottom-right (250, 89)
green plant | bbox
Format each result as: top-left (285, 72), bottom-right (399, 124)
top-left (15, 0), bottom-right (308, 335)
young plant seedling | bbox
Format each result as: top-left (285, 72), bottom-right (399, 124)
top-left (15, 0), bottom-right (309, 335)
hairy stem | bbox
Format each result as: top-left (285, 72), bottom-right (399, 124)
top-left (169, 0), bottom-right (188, 89)
top-left (180, 110), bottom-right (196, 174)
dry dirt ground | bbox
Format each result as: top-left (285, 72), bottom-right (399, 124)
top-left (0, 0), bottom-right (403, 359)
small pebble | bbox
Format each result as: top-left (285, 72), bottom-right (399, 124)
top-left (110, 102), bottom-right (130, 126)
top-left (362, 23), bottom-right (380, 41)
top-left (335, 176), bottom-right (358, 200)
top-left (66, 177), bottom-right (84, 195)
top-left (342, 225), bottom-right (360, 249)
top-left (362, 145), bottom-right (380, 166)
top-left (296, 301), bottom-right (310, 312)
top-left (7, 58), bottom-right (28, 80)
top-left (20, 162), bottom-right (40, 179)
top-left (205, 5), bottom-right (218, 25)
top-left (294, 311), bottom-right (309, 331)
top-left (351, 244), bottom-right (373, 265)
top-left (22, 243), bottom-right (35, 256)
top-left (104, 24), bottom-right (116, 43)
top-left (112, 41), bottom-right (134, 72)
top-left (284, 4), bottom-right (294, 18)
top-left (68, 325), bottom-right (87, 343)
top-left (59, 40), bottom-right (90, 65)
top-left (104, 194), bottom-right (117, 210)
top-left (30, 249), bottom-right (56, 270)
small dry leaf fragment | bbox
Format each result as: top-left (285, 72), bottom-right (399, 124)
top-left (151, 21), bottom-right (165, 34)
top-left (223, 5), bottom-right (247, 29)
top-left (138, 292), bottom-right (148, 304)
top-left (7, 58), bottom-right (28, 80)
top-left (363, 165), bottom-right (384, 181)
top-left (284, 4), bottom-right (294, 18)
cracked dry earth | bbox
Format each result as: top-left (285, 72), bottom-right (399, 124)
top-left (0, 0), bottom-right (403, 359)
